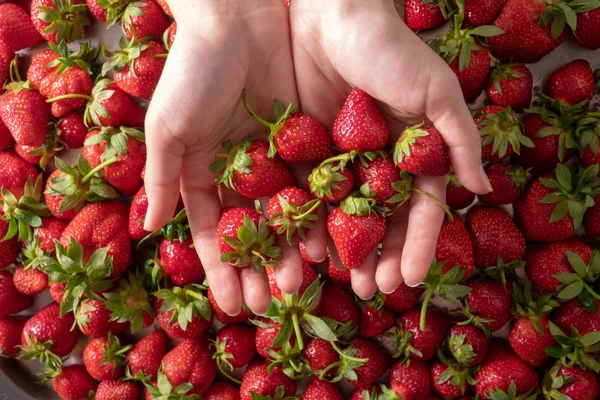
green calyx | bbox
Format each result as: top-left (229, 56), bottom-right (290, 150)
top-left (340, 183), bottom-right (389, 217)
top-left (478, 107), bottom-right (533, 158)
top-left (26, 123), bottom-right (67, 171)
top-left (19, 236), bottom-right (56, 271)
top-left (575, 111), bottom-right (600, 156)
top-left (512, 282), bottom-right (559, 333)
top-left (389, 324), bottom-right (423, 362)
top-left (483, 257), bottom-right (526, 288)
top-left (100, 332), bottom-right (132, 372)
top-left (265, 341), bottom-right (308, 380)
top-left (38, 0), bottom-right (90, 43)
top-left (45, 238), bottom-right (114, 317)
top-left (435, 350), bottom-right (478, 395)
top-left (47, 41), bottom-right (99, 76)
top-left (539, 163), bottom-right (600, 229)
top-left (45, 156), bottom-right (119, 215)
top-left (104, 271), bottom-right (154, 333)
top-left (1, 175), bottom-right (52, 242)
top-left (448, 329), bottom-right (478, 366)
top-left (553, 249), bottom-right (600, 313)
top-left (447, 171), bottom-right (463, 189)
top-left (267, 196), bottom-right (320, 245)
top-left (220, 213), bottom-right (282, 272)
top-left (317, 341), bottom-right (368, 384)
top-left (17, 334), bottom-right (63, 381)
top-left (544, 322), bottom-right (600, 373)
top-left (530, 102), bottom-right (587, 160)
top-left (393, 123), bottom-right (429, 165)
top-left (508, 165), bottom-right (529, 189)
top-left (211, 337), bottom-right (243, 384)
top-left (250, 386), bottom-right (298, 400)
top-left (209, 139), bottom-right (254, 190)
top-left (121, 1), bottom-right (149, 28)
top-left (307, 151), bottom-right (357, 200)
top-left (84, 78), bottom-right (115, 127)
top-left (84, 126), bottom-right (145, 161)
top-left (542, 361), bottom-right (576, 400)
top-left (101, 35), bottom-right (153, 76)
top-left (97, 0), bottom-right (132, 27)
top-left (539, 0), bottom-right (600, 40)
top-left (139, 208), bottom-right (189, 248)
top-left (490, 64), bottom-right (526, 95)
top-left (458, 299), bottom-right (494, 338)
top-left (144, 367), bottom-right (201, 400)
top-left (241, 90), bottom-right (295, 158)
top-left (154, 283), bottom-right (212, 331)
top-left (387, 172), bottom-right (453, 218)
top-left (486, 381), bottom-right (538, 400)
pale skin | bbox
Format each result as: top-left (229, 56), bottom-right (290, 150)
top-left (144, 0), bottom-right (493, 316)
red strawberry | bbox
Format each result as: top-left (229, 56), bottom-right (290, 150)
top-left (102, 272), bottom-right (155, 333)
top-left (446, 172), bottom-right (475, 210)
top-left (0, 113), bottom-right (13, 150)
top-left (27, 49), bottom-right (57, 89)
top-left (353, 154), bottom-right (408, 208)
top-left (509, 314), bottom-right (554, 368)
top-left (0, 3), bottom-right (42, 52)
top-left (106, 38), bottom-right (166, 100)
top-left (463, 279), bottom-right (512, 332)
top-left (163, 336), bottom-right (217, 396)
top-left (52, 365), bottom-right (98, 400)
top-left (448, 324), bottom-right (489, 366)
top-left (208, 287), bottom-right (255, 324)
top-left (430, 359), bottom-right (476, 398)
top-left (254, 317), bottom-right (288, 359)
top-left (466, 206), bottom-right (526, 268)
top-left (0, 219), bottom-right (20, 268)
top-left (128, 186), bottom-right (148, 240)
top-left (358, 301), bottom-right (395, 338)
top-left (0, 316), bottom-right (26, 357)
top-left (394, 124), bottom-right (450, 176)
top-left (0, 270), bottom-right (33, 317)
top-left (478, 163), bottom-right (528, 205)
top-left (436, 212), bottom-right (475, 278)
top-left (83, 334), bottom-right (130, 381)
top-left (0, 150), bottom-right (39, 204)
top-left (84, 79), bottom-right (146, 127)
top-left (488, 0), bottom-right (570, 63)
top-left (546, 59), bottom-right (595, 107)
top-left (30, 0), bottom-right (89, 43)
top-left (95, 381), bottom-right (139, 400)
top-left (57, 111), bottom-right (87, 148)
top-left (154, 284), bottom-right (212, 339)
top-left (317, 281), bottom-right (360, 328)
top-left (265, 260), bottom-right (317, 301)
top-left (584, 194), bottom-right (600, 240)
top-left (389, 358), bottom-right (431, 400)
top-left (84, 0), bottom-right (125, 22)
top-left (328, 260), bottom-right (352, 288)
top-left (448, 44), bottom-right (492, 103)
top-left (309, 160), bottom-right (355, 203)
top-left (205, 383), bottom-right (240, 400)
top-left (302, 377), bottom-right (344, 400)
top-left (37, 217), bottom-right (69, 252)
top-left (155, 0), bottom-right (170, 16)
top-left (49, 281), bottom-right (65, 303)
top-left (345, 338), bottom-right (391, 389)
top-left (214, 324), bottom-right (256, 374)
top-left (486, 64), bottom-right (533, 112)
top-left (383, 283), bottom-right (424, 312)
top-left (304, 338), bottom-right (338, 376)
top-left (242, 91), bottom-right (333, 162)
top-left (554, 299), bottom-right (600, 337)
top-left (574, 7), bottom-right (600, 49)
top-left (516, 114), bottom-right (573, 172)
top-left (394, 307), bottom-right (452, 361)
top-left (474, 340), bottom-right (539, 398)
top-left (404, 0), bottom-right (452, 31)
top-left (331, 88), bottom-right (389, 152)
top-left (75, 299), bottom-right (128, 337)
top-left (543, 363), bottom-right (599, 400)
top-left (125, 329), bottom-right (166, 380)
top-left (121, 0), bottom-right (169, 40)
top-left (266, 186), bottom-right (320, 243)
top-left (240, 360), bottom-right (297, 400)
top-left (211, 139), bottom-right (295, 199)
top-left (476, 105), bottom-right (532, 162)
top-left (159, 235), bottom-right (205, 286)
top-left (464, 0), bottom-right (507, 26)
top-left (12, 263), bottom-right (48, 295)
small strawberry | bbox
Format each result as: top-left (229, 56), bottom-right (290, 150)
top-left (0, 3), bottom-right (42, 52)
top-left (476, 105), bottom-right (533, 162)
top-left (208, 287), bottom-right (255, 324)
top-left (84, 78), bottom-right (146, 127)
top-left (266, 186), bottom-right (320, 244)
top-left (448, 324), bottom-right (489, 366)
top-left (430, 357), bottom-right (477, 398)
top-left (574, 7), bottom-right (600, 49)
top-left (254, 317), bottom-right (287, 359)
top-left (344, 338), bottom-right (391, 389)
top-left (331, 88), bottom-right (389, 152)
top-left (242, 90), bottom-right (333, 162)
top-left (213, 325), bottom-right (256, 380)
top-left (0, 270), bottom-right (33, 317)
top-left (30, 0), bottom-right (89, 43)
top-left (435, 212), bottom-right (475, 278)
top-left (0, 150), bottom-right (39, 207)
top-left (464, 0), bottom-right (507, 26)
top-left (154, 283), bottom-right (212, 339)
top-left (304, 338), bottom-right (338, 377)
top-left (15, 124), bottom-right (66, 170)
top-left (83, 333), bottom-right (131, 381)
top-left (75, 298), bottom-right (128, 337)
top-left (51, 364), bottom-right (98, 400)
top-left (358, 298), bottom-right (395, 338)
top-left (205, 383), bottom-right (241, 400)
top-left (121, 0), bottom-right (169, 40)
top-left (210, 139), bottom-right (295, 199)
top-left (404, 0), bottom-right (453, 31)
top-left (12, 263), bottom-right (48, 295)
top-left (546, 59), bottom-right (595, 107)
top-left (162, 336), bottom-right (217, 395)
top-left (302, 377), bottom-right (344, 400)
top-left (36, 216), bottom-right (71, 251)
top-left (316, 281), bottom-right (360, 330)
top-left (389, 359), bottom-right (431, 400)
top-left (383, 283), bottom-right (424, 313)
top-left (0, 316), bottom-right (26, 357)
top-left (543, 363), bottom-right (599, 400)
top-left (103, 271), bottom-right (155, 333)
top-left (158, 234), bottom-right (205, 286)
top-left (478, 163), bottom-right (528, 205)
top-left (309, 159), bottom-right (355, 203)
top-left (328, 260), bottom-right (352, 288)
top-left (125, 329), bottom-right (166, 380)
top-left (240, 360), bottom-right (296, 400)
top-left (0, 219), bottom-right (21, 268)
top-left (95, 381), bottom-right (139, 400)
top-left (462, 278), bottom-right (513, 333)
top-left (393, 306), bottom-right (451, 361)
top-left (393, 124), bottom-right (450, 176)
top-left (57, 111), bottom-right (87, 148)
top-left (486, 64), bottom-right (533, 112)
top-left (446, 172), bottom-right (475, 210)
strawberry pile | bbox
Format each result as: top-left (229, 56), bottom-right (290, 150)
top-left (0, 0), bottom-right (600, 399)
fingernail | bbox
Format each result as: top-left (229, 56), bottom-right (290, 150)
top-left (405, 281), bottom-right (421, 288)
top-left (480, 166), bottom-right (493, 193)
top-left (380, 287), bottom-right (396, 295)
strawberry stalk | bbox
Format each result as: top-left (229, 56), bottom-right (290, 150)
top-left (81, 156), bottom-right (120, 183)
top-left (389, 171), bottom-right (453, 219)
top-left (138, 208), bottom-right (188, 248)
top-left (45, 93), bottom-right (94, 103)
top-left (318, 341), bottom-right (368, 382)
top-left (211, 339), bottom-right (243, 385)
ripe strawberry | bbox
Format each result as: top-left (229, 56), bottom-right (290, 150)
top-left (543, 363), bottom-right (599, 400)
top-left (394, 307), bottom-right (451, 361)
top-left (478, 163), bottom-right (528, 205)
top-left (103, 271), bottom-right (155, 334)
top-left (266, 260), bottom-right (317, 301)
top-left (448, 44), bottom-right (492, 103)
top-left (574, 7), bottom-right (600, 49)
top-left (448, 324), bottom-right (489, 366)
top-left (317, 281), bottom-right (360, 328)
top-left (0, 316), bottom-right (26, 357)
top-left (546, 59), bottom-right (595, 107)
top-left (57, 111), bottom-right (87, 148)
top-left (52, 364), bottom-right (98, 400)
top-left (446, 172), bottom-right (475, 210)
top-left (205, 383), bottom-right (240, 400)
top-left (163, 336), bottom-right (217, 395)
top-left (95, 381), bottom-right (139, 400)
top-left (389, 358), bottom-right (431, 400)
top-left (154, 284), bottom-right (212, 339)
top-left (554, 299), bottom-right (600, 338)
top-left (436, 212), bottom-right (475, 278)
top-left (211, 139), bottom-right (295, 199)
top-left (254, 317), bottom-right (288, 359)
top-left (464, 0), bottom-right (507, 26)
top-left (128, 186), bottom-right (148, 241)
top-left (121, 0), bottom-right (169, 40)
top-left (83, 333), bottom-right (130, 381)
top-left (30, 0), bottom-right (90, 43)
top-left (0, 3), bottom-right (42, 52)
top-left (27, 49), bottom-right (57, 89)
top-left (430, 359), bottom-right (476, 398)
top-left (358, 300), bottom-right (395, 338)
top-left (328, 260), bottom-right (352, 288)
top-left (0, 113), bottom-right (13, 150)
top-left (353, 153), bottom-right (409, 208)
top-left (474, 340), bottom-right (539, 398)
top-left (0, 219), bottom-right (20, 268)
top-left (214, 324), bottom-right (256, 372)
top-left (345, 338), bottom-right (391, 389)
top-left (466, 206), bottom-right (526, 268)
top-left (49, 281), bottom-right (66, 303)
top-left (304, 338), bottom-right (338, 376)
top-left (404, 0), bottom-right (452, 31)
top-left (476, 105), bottom-right (532, 162)
top-left (126, 329), bottom-right (166, 380)
top-left (0, 150), bottom-right (39, 205)
top-left (84, 79), bottom-right (146, 127)
top-left (331, 88), bottom-right (389, 152)
top-left (75, 299), bottom-right (128, 337)
top-left (486, 64), bottom-right (533, 112)
top-left (463, 279), bottom-right (512, 332)
top-left (0, 270), bottom-right (33, 317)
top-left (584, 194), bottom-right (600, 240)
top-left (105, 38), bottom-right (166, 100)
top-left (12, 263), bottom-right (48, 295)
top-left (208, 287), bottom-right (255, 324)
top-left (309, 160), bottom-right (355, 203)
top-left (242, 91), bottom-right (333, 162)
top-left (303, 377), bottom-right (344, 400)
top-left (84, 0), bottom-right (126, 22)
top-left (393, 124), bottom-right (450, 176)
top-left (383, 283), bottom-right (424, 312)
top-left (266, 186), bottom-right (320, 243)
top-left (510, 314), bottom-right (554, 368)
top-left (240, 360), bottom-right (296, 400)
top-left (159, 235), bottom-right (205, 286)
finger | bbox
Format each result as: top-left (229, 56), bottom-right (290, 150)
top-left (219, 186), bottom-right (256, 209)
top-left (274, 236), bottom-right (303, 295)
top-left (240, 268), bottom-right (272, 316)
top-left (376, 207), bottom-right (409, 293)
top-left (350, 249), bottom-right (378, 300)
top-left (303, 202), bottom-right (328, 263)
top-left (401, 176), bottom-right (446, 286)
top-left (328, 237), bottom-right (343, 269)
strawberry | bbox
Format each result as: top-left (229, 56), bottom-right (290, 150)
top-left (344, 338), bottom-right (391, 389)
top-left (436, 212), bottom-right (475, 278)
top-left (125, 329), bottom-right (166, 380)
top-left (478, 163), bottom-right (528, 205)
top-left (240, 360), bottom-right (297, 400)
top-left (476, 105), bottom-right (532, 162)
top-left (59, 201), bottom-right (131, 278)
top-left (52, 364), bottom-right (98, 400)
top-left (0, 270), bottom-right (33, 317)
top-left (0, 219), bottom-right (20, 268)
top-left (254, 317), bottom-right (287, 359)
top-left (83, 333), bottom-right (131, 381)
top-left (317, 281), bottom-right (360, 329)
top-left (0, 113), bottom-right (13, 150)
top-left (389, 358), bottom-right (431, 400)
top-left (574, 7), bottom-right (600, 49)
top-left (104, 38), bottom-right (166, 100)
top-left (12, 263), bottom-right (48, 295)
top-left (331, 88), bottom-right (389, 152)
top-left (304, 338), bottom-right (338, 376)
top-left (464, 0), bottom-right (507, 26)
top-left (353, 153), bottom-right (411, 208)
top-left (546, 59), bottom-right (595, 107)
top-left (510, 314), bottom-right (554, 368)
top-left (75, 299), bottom-right (129, 337)
top-left (383, 283), bottom-right (424, 312)
top-left (155, 0), bottom-right (170, 16)
top-left (328, 260), bottom-right (352, 288)
top-left (95, 381), bottom-right (139, 400)
top-left (266, 260), bottom-right (317, 301)
top-left (466, 206), bottom-right (526, 268)
top-left (103, 271), bottom-right (155, 333)
top-left (27, 49), bottom-right (57, 89)
top-left (462, 278), bottom-right (512, 333)
top-left (404, 0), bottom-right (452, 31)
top-left (154, 284), bottom-right (212, 339)
top-left (266, 186), bottom-right (320, 244)
top-left (430, 358), bottom-right (477, 398)
top-left (205, 383), bottom-right (241, 400)
top-left (57, 111), bottom-right (87, 148)
top-left (162, 336), bottom-right (217, 396)
top-left (393, 124), bottom-right (450, 176)
top-left (0, 316), bottom-right (26, 357)
top-left (446, 172), bottom-right (475, 210)
top-left (159, 234), bottom-right (205, 286)
top-left (515, 165), bottom-right (600, 242)
top-left (393, 307), bottom-right (451, 361)
top-left (128, 186), bottom-right (148, 240)
top-left (448, 324), bottom-right (489, 366)
top-left (213, 324), bottom-right (256, 376)
top-left (584, 194), bottom-right (600, 240)
top-left (448, 43), bottom-right (492, 104)
top-left (15, 121), bottom-right (67, 169)
top-left (84, 0), bottom-right (127, 23)
top-left (84, 78), bottom-right (146, 127)
top-left (0, 3), bottom-right (42, 52)
top-left (49, 281), bottom-right (66, 303)
top-left (543, 363), bottom-right (599, 400)
top-left (474, 340), bottom-right (539, 398)
top-left (30, 0), bottom-right (90, 43)
top-left (486, 64), bottom-right (533, 112)
top-left (211, 139), bottom-right (295, 199)
top-left (121, 0), bottom-right (169, 40)
top-left (20, 302), bottom-right (79, 377)
top-left (242, 91), bottom-right (333, 162)
top-left (208, 287), bottom-right (255, 324)
top-left (358, 299), bottom-right (395, 338)
top-left (309, 160), bottom-right (355, 203)
top-left (302, 377), bottom-right (344, 400)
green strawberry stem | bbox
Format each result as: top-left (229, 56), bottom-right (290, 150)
top-left (154, 53), bottom-right (168, 59)
top-left (216, 359), bottom-right (242, 385)
top-left (291, 311), bottom-right (304, 350)
top-left (419, 288), bottom-right (435, 331)
top-left (9, 55), bottom-right (21, 83)
top-left (292, 200), bottom-right (321, 221)
top-left (46, 93), bottom-right (94, 103)
top-left (413, 188), bottom-right (453, 220)
top-left (80, 156), bottom-right (120, 184)
top-left (584, 283), bottom-right (600, 300)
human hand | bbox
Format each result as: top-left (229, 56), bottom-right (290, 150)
top-left (289, 0), bottom-right (492, 298)
top-left (143, 0), bottom-right (328, 316)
